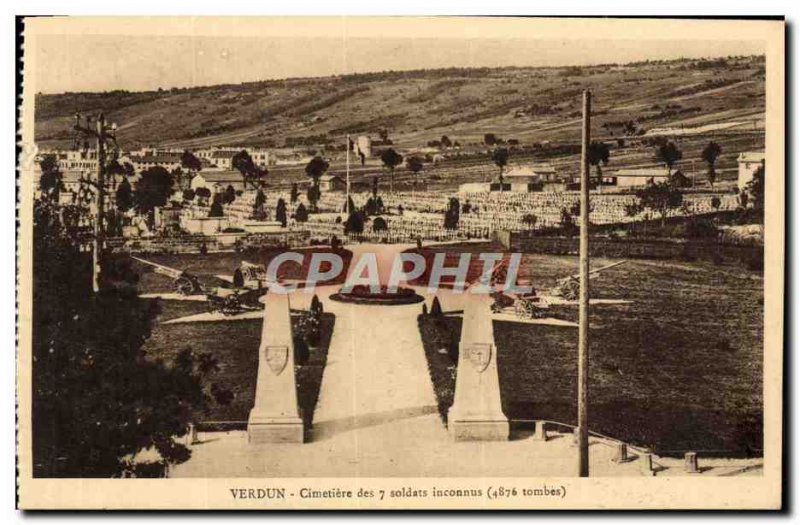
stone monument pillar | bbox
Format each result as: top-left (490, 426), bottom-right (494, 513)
top-left (448, 294), bottom-right (509, 441)
top-left (247, 291), bottom-right (304, 443)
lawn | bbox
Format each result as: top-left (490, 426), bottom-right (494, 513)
top-left (416, 244), bottom-right (763, 457)
top-left (137, 249), bottom-right (338, 431)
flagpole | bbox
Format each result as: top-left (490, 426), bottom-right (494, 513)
top-left (577, 89), bottom-right (592, 478)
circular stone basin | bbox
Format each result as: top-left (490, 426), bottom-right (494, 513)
top-left (330, 284), bottom-right (424, 306)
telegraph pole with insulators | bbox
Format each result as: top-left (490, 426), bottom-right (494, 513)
top-left (73, 112), bottom-right (118, 293)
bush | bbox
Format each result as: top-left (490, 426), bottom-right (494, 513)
top-left (293, 336), bottom-right (309, 366)
top-left (430, 297), bottom-right (443, 316)
top-left (447, 336), bottom-right (459, 364)
top-left (372, 216), bottom-right (388, 232)
top-left (680, 219), bottom-right (720, 239)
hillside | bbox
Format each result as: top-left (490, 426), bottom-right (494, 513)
top-left (35, 55), bottom-right (765, 158)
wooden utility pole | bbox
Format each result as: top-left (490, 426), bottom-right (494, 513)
top-left (577, 89), bottom-right (592, 478)
top-left (74, 112), bottom-right (117, 293)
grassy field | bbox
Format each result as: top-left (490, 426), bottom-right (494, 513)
top-left (136, 250), bottom-right (338, 430)
top-left (415, 244), bottom-right (763, 457)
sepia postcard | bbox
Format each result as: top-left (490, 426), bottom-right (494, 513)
top-left (16, 16), bottom-right (785, 510)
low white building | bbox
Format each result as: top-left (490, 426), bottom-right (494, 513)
top-left (127, 152), bottom-right (182, 174)
top-left (612, 167), bottom-right (670, 188)
top-left (502, 164), bottom-right (559, 192)
top-left (190, 171), bottom-right (247, 194)
top-left (318, 175), bottom-right (347, 192)
top-left (737, 151), bottom-right (765, 190)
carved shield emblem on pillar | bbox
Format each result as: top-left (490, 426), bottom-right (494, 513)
top-left (465, 343), bottom-right (492, 373)
top-left (264, 346), bottom-right (289, 375)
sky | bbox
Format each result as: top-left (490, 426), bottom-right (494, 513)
top-left (33, 26), bottom-right (765, 94)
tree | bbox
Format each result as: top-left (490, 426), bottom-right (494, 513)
top-left (310, 294), bottom-right (324, 317)
top-left (306, 184), bottom-right (321, 214)
top-left (344, 211), bottom-right (364, 234)
top-left (223, 184), bottom-right (236, 205)
top-left (208, 195), bottom-right (224, 218)
top-left (372, 176), bottom-right (379, 199)
top-left (195, 187), bottom-right (211, 206)
top-left (253, 189), bottom-right (266, 220)
top-left (38, 155), bottom-right (63, 201)
top-left (406, 156), bottom-right (424, 192)
top-left (430, 296), bottom-right (443, 316)
top-left (294, 202), bottom-right (309, 223)
top-left (587, 141), bottom-right (611, 188)
top-left (233, 268), bottom-right (245, 288)
top-left (290, 183), bottom-right (299, 204)
top-left (624, 201), bottom-right (642, 234)
top-left (305, 156), bottom-right (329, 212)
top-left (440, 135), bottom-right (452, 148)
top-left (343, 196), bottom-right (356, 215)
top-left (115, 178), bottom-right (133, 212)
top-left (365, 197), bottom-right (378, 216)
top-left (655, 141), bottom-right (683, 176)
top-left (701, 141), bottom-right (722, 189)
top-left (182, 188), bottom-right (196, 203)
top-left (32, 202), bottom-right (208, 477)
top-left (249, 166), bottom-right (268, 189)
top-left (522, 213), bottom-right (538, 230)
top-left (636, 181), bottom-right (684, 226)
top-left (181, 150), bottom-right (202, 173)
top-left (746, 165), bottom-right (765, 216)
top-left (232, 150), bottom-right (255, 190)
top-left (484, 133), bottom-right (499, 146)
top-left (444, 197), bottom-right (460, 230)
top-left (491, 148), bottom-right (509, 189)
top-left (106, 159), bottom-right (129, 188)
top-left (275, 198), bottom-right (287, 227)
top-left (559, 207), bottom-right (578, 236)
top-left (135, 167), bottom-right (174, 226)
top-left (372, 216), bottom-right (388, 232)
top-left (380, 148), bottom-right (404, 193)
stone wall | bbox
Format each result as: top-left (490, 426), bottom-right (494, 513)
top-left (107, 230), bottom-right (310, 254)
top-left (496, 230), bottom-right (763, 267)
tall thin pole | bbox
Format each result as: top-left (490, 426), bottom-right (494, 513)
top-left (577, 89), bottom-right (592, 478)
top-left (92, 114), bottom-right (107, 293)
top-left (345, 134), bottom-right (351, 215)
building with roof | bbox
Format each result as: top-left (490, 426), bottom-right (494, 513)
top-left (128, 152), bottom-right (182, 174)
top-left (195, 147), bottom-right (270, 169)
top-left (318, 174), bottom-right (346, 192)
top-left (208, 150), bottom-right (239, 170)
top-left (737, 151), bottom-right (765, 190)
top-left (190, 171), bottom-right (247, 193)
top-left (612, 167), bottom-right (670, 188)
top-left (502, 164), bottom-right (559, 192)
